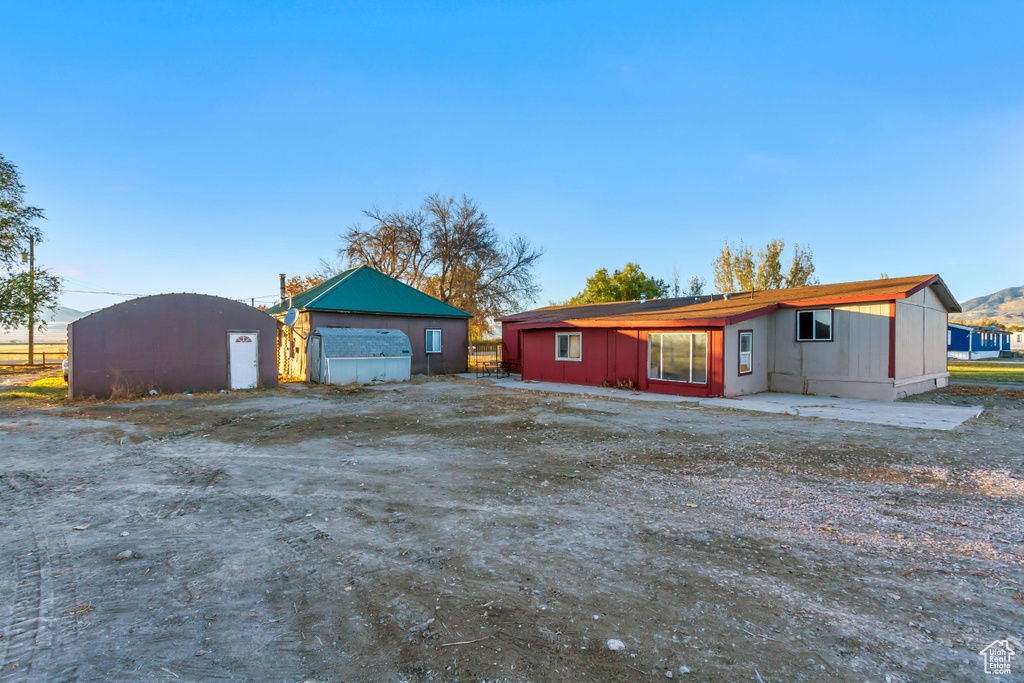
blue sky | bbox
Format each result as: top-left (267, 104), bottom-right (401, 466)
top-left (3, 1), bottom-right (1022, 313)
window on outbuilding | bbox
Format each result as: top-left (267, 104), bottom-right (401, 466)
top-left (555, 332), bottom-right (581, 361)
top-left (738, 331), bottom-right (753, 375)
top-left (425, 329), bottom-right (442, 354)
top-left (648, 332), bottom-right (707, 384)
top-left (796, 309), bottom-right (832, 341)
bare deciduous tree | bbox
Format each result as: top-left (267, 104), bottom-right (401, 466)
top-left (342, 205), bottom-right (431, 290)
top-left (340, 194), bottom-right (542, 337)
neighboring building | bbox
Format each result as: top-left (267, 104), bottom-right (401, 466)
top-left (307, 327), bottom-right (412, 385)
top-left (266, 266), bottom-right (471, 379)
top-left (68, 294), bottom-right (279, 399)
top-left (1010, 330), bottom-right (1024, 353)
top-left (500, 275), bottom-right (959, 401)
top-left (947, 323), bottom-right (1012, 360)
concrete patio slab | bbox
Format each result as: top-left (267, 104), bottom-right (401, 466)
top-left (460, 374), bottom-right (983, 430)
top-left (701, 394), bottom-right (983, 431)
top-left (457, 374), bottom-right (700, 403)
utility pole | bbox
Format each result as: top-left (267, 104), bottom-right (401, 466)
top-left (25, 236), bottom-right (35, 366)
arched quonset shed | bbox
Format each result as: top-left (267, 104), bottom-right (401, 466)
top-left (68, 294), bottom-right (279, 399)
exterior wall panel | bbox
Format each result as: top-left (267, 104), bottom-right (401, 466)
top-left (723, 316), bottom-right (770, 396)
top-left (520, 327), bottom-right (724, 397)
top-left (69, 294), bottom-right (279, 399)
top-left (769, 302), bottom-right (894, 398)
top-left (897, 284), bottom-right (949, 382)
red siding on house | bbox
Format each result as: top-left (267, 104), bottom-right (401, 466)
top-left (514, 326), bottom-right (724, 397)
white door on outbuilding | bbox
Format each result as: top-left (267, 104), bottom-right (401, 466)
top-left (229, 332), bottom-right (259, 389)
top-left (309, 336), bottom-right (322, 384)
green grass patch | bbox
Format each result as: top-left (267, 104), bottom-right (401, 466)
top-left (0, 376), bottom-right (67, 402)
top-left (948, 361), bottom-right (1024, 384)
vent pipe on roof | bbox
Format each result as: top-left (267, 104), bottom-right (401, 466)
top-left (279, 274), bottom-right (286, 305)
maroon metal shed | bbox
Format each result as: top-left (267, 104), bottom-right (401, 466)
top-left (68, 294), bottom-right (279, 399)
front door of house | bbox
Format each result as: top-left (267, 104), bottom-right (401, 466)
top-left (229, 332), bottom-right (259, 389)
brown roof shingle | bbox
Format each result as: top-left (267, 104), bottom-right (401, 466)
top-left (502, 274), bottom-right (959, 326)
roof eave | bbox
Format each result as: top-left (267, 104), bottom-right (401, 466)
top-left (282, 306), bottom-right (471, 319)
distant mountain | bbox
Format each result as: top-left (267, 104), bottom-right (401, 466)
top-left (46, 306), bottom-right (91, 323)
top-left (0, 305), bottom-right (94, 344)
top-left (958, 286), bottom-right (1024, 325)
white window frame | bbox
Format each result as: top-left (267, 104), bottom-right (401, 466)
top-left (555, 332), bottom-right (582, 362)
top-left (738, 330), bottom-right (753, 375)
top-left (647, 332), bottom-right (708, 384)
top-left (425, 328), bottom-right (442, 354)
top-left (796, 309), bottom-right (833, 342)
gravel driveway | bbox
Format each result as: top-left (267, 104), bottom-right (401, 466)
top-left (0, 377), bottom-right (1020, 681)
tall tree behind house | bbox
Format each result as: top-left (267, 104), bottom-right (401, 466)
top-left (341, 194), bottom-right (542, 338)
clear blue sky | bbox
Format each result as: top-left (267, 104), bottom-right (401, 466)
top-left (3, 1), bottom-right (1022, 313)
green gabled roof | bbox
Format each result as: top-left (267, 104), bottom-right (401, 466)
top-left (265, 266), bottom-right (472, 318)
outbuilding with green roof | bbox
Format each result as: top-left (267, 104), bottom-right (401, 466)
top-left (271, 266), bottom-right (471, 378)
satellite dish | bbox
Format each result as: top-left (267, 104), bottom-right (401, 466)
top-left (283, 308), bottom-right (298, 327)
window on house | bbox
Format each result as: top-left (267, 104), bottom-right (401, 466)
top-left (648, 332), bottom-right (708, 384)
top-left (796, 309), bottom-right (832, 341)
top-left (555, 332), bottom-right (582, 361)
top-left (738, 331), bottom-right (753, 375)
top-left (948, 330), bottom-right (952, 345)
top-left (425, 329), bottom-right (442, 354)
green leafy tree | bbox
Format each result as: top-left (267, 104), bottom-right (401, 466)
top-left (687, 275), bottom-right (705, 296)
top-left (568, 263), bottom-right (668, 304)
top-left (0, 154), bottom-right (61, 331)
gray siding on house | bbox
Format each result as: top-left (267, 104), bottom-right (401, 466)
top-left (767, 302), bottom-right (895, 400)
top-left (723, 316), bottom-right (771, 396)
top-left (68, 294), bottom-right (279, 399)
top-left (895, 285), bottom-right (949, 396)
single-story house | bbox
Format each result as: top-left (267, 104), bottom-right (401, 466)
top-left (499, 274), bottom-right (959, 401)
top-left (1010, 330), bottom-right (1024, 353)
top-left (266, 266), bottom-right (471, 379)
top-left (68, 294), bottom-right (279, 399)
top-left (947, 323), bottom-right (1011, 360)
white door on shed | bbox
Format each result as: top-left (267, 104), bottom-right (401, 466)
top-left (309, 336), bottom-right (321, 384)
top-left (229, 332), bottom-right (259, 389)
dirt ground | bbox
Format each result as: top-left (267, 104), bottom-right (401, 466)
top-left (0, 377), bottom-right (1021, 682)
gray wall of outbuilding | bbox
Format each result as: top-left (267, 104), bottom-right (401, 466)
top-left (68, 294), bottom-right (279, 399)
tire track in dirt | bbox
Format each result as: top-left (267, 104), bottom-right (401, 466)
top-left (0, 531), bottom-right (44, 681)
top-left (0, 529), bottom-right (79, 682)
top-left (0, 472), bottom-right (80, 682)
